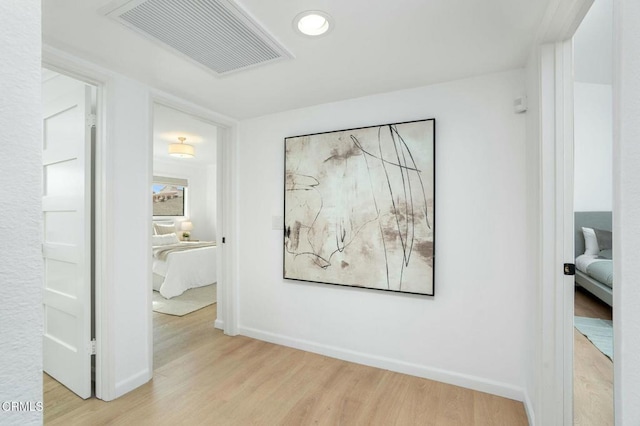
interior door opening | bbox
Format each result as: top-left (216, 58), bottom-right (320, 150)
top-left (150, 102), bottom-right (220, 369)
top-left (42, 68), bottom-right (97, 400)
top-left (571, 0), bottom-right (614, 424)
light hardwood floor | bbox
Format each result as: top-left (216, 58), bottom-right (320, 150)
top-left (574, 286), bottom-right (613, 426)
top-left (45, 304), bottom-right (528, 425)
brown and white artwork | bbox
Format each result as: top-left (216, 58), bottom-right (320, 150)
top-left (284, 119), bottom-right (435, 295)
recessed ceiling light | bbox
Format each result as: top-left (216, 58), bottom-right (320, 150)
top-left (293, 11), bottom-right (333, 37)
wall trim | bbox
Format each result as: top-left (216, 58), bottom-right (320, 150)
top-left (239, 326), bottom-right (525, 402)
top-left (523, 390), bottom-right (536, 426)
top-left (533, 0), bottom-right (593, 45)
top-left (148, 90), bottom-right (239, 338)
top-left (214, 319), bottom-right (224, 330)
top-left (113, 369), bottom-right (152, 400)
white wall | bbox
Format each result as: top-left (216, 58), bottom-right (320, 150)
top-left (0, 1), bottom-right (43, 424)
top-left (153, 158), bottom-right (217, 241)
top-left (574, 0), bottom-right (613, 85)
top-left (106, 75), bottom-right (153, 397)
top-left (574, 83), bottom-right (613, 211)
top-left (613, 0), bottom-right (640, 423)
top-left (236, 70), bottom-right (529, 399)
top-left (573, 0), bottom-right (613, 214)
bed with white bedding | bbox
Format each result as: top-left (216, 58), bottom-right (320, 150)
top-left (152, 232), bottom-right (217, 299)
top-left (574, 211), bottom-right (613, 306)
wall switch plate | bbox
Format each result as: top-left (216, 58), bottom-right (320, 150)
top-left (272, 215), bottom-right (283, 230)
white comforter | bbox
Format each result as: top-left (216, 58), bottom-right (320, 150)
top-left (152, 244), bottom-right (217, 299)
top-left (575, 254), bottom-right (599, 274)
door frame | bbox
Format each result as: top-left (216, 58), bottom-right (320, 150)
top-left (540, 39), bottom-right (576, 425)
top-left (539, 41), bottom-right (574, 425)
top-left (533, 0), bottom-right (594, 424)
top-left (147, 90), bottom-right (240, 355)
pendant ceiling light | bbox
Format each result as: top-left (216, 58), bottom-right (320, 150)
top-left (168, 137), bottom-right (195, 158)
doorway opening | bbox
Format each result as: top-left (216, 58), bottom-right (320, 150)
top-left (150, 103), bottom-right (221, 368)
top-left (572, 0), bottom-right (614, 423)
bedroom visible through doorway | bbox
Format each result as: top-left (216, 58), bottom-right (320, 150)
top-left (151, 103), bottom-right (220, 364)
top-left (572, 0), bottom-right (614, 424)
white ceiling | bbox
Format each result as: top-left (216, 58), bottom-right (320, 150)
top-left (43, 0), bottom-right (552, 119)
top-left (153, 104), bottom-right (218, 165)
top-left (574, 0), bottom-right (613, 85)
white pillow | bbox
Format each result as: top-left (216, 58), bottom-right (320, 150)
top-left (582, 227), bottom-right (600, 255)
top-left (152, 233), bottom-right (180, 246)
top-left (154, 223), bottom-right (176, 235)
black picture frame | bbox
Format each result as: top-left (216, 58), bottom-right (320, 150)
top-left (284, 118), bottom-right (436, 296)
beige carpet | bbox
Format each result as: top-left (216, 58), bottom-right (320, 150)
top-left (152, 284), bottom-right (216, 316)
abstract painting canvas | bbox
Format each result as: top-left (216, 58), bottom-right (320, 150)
top-left (284, 119), bottom-right (435, 295)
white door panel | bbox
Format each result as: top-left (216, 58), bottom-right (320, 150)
top-left (42, 81), bottom-right (92, 399)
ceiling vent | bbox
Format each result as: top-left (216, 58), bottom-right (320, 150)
top-left (102, 0), bottom-right (293, 76)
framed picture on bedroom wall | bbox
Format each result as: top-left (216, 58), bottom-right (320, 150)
top-left (283, 118), bottom-right (436, 296)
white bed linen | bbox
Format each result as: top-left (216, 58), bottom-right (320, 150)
top-left (153, 245), bottom-right (217, 299)
top-left (575, 253), bottom-right (598, 274)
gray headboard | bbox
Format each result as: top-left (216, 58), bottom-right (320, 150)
top-left (574, 211), bottom-right (612, 257)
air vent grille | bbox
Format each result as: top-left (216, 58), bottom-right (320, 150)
top-left (106, 0), bottom-right (291, 75)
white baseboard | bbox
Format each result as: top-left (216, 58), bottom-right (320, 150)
top-left (523, 390), bottom-right (535, 425)
top-left (214, 319), bottom-right (224, 330)
top-left (114, 369), bottom-right (151, 399)
top-left (239, 326), bottom-right (525, 402)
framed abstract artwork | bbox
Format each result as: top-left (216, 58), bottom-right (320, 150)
top-left (284, 119), bottom-right (435, 295)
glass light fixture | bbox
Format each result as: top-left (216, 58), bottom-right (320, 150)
top-left (293, 11), bottom-right (333, 37)
top-left (168, 137), bottom-right (195, 158)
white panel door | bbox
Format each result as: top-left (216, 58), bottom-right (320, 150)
top-left (42, 82), bottom-right (93, 399)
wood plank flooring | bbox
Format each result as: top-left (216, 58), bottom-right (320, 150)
top-left (45, 304), bottom-right (528, 425)
top-left (573, 286), bottom-right (613, 426)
